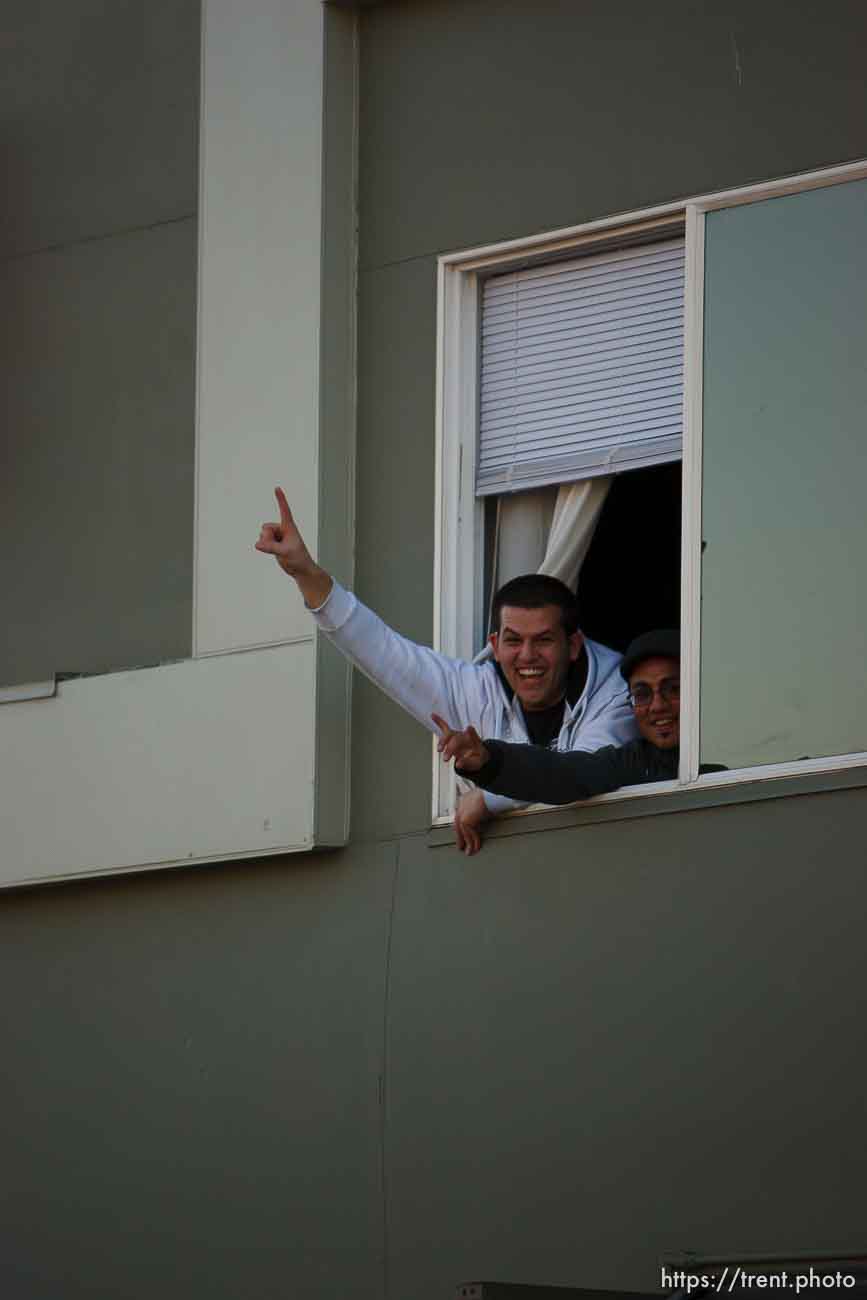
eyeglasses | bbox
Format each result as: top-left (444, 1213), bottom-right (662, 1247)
top-left (628, 678), bottom-right (680, 711)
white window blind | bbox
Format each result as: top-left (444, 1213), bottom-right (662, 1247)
top-left (478, 238), bottom-right (685, 495)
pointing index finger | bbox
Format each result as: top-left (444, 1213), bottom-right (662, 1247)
top-left (275, 486), bottom-right (292, 531)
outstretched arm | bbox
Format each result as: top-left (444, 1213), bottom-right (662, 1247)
top-left (256, 488), bottom-right (488, 734)
top-left (255, 487), bottom-right (333, 609)
top-left (434, 715), bottom-right (635, 805)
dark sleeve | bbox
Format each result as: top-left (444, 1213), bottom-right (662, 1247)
top-left (457, 740), bottom-right (644, 805)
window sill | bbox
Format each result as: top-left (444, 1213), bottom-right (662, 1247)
top-left (427, 760), bottom-right (867, 848)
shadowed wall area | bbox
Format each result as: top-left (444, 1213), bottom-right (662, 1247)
top-left (0, 0), bottom-right (199, 686)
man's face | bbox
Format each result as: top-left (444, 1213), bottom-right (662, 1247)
top-left (629, 655), bottom-right (680, 749)
top-left (490, 604), bottom-right (582, 712)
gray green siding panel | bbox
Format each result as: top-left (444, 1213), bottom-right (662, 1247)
top-left (0, 220), bottom-right (197, 683)
top-left (0, 0), bottom-right (200, 259)
top-left (352, 257), bottom-right (439, 839)
top-left (0, 842), bottom-right (395, 1299)
top-left (359, 0), bottom-right (867, 270)
top-left (386, 794), bottom-right (867, 1295)
top-left (0, 0), bottom-right (199, 686)
top-left (5, 792), bottom-right (865, 1297)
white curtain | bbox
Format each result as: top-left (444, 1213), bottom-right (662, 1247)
top-left (476, 475), bottom-right (613, 659)
top-left (539, 476), bottom-right (612, 589)
top-left (493, 486), bottom-right (558, 588)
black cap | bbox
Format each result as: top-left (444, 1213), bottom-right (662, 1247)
top-left (620, 629), bottom-right (680, 681)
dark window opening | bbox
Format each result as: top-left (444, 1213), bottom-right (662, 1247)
top-left (482, 461), bottom-right (681, 652)
top-left (578, 461), bottom-right (682, 652)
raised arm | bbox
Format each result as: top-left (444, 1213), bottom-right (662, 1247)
top-left (255, 487), bottom-right (333, 610)
top-left (257, 490), bottom-right (494, 735)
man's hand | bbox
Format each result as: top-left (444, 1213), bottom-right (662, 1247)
top-left (431, 715), bottom-right (492, 856)
top-left (255, 487), bottom-right (333, 608)
top-left (453, 788), bottom-right (490, 857)
top-left (431, 714), bottom-right (491, 772)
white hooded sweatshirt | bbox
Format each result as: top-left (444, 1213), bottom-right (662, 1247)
top-left (311, 581), bottom-right (637, 815)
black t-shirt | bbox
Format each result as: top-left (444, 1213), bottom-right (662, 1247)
top-left (524, 700), bottom-right (568, 748)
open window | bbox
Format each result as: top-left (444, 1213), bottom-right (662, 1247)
top-left (434, 161), bottom-right (867, 823)
top-left (478, 235), bottom-right (684, 647)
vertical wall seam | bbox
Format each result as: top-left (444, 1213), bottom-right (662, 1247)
top-left (344, 6), bottom-right (361, 837)
top-left (313, 0), bottom-right (328, 846)
top-left (191, 0), bottom-right (208, 659)
top-left (315, 2), bottom-right (357, 846)
top-left (378, 837), bottom-right (400, 1300)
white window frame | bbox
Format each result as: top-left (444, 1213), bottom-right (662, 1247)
top-left (432, 157), bottom-right (867, 826)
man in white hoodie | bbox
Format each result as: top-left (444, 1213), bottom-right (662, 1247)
top-left (256, 488), bottom-right (636, 854)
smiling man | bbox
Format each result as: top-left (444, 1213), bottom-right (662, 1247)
top-left (255, 488), bottom-right (636, 852)
top-left (434, 630), bottom-right (724, 804)
top-left (491, 582), bottom-right (582, 716)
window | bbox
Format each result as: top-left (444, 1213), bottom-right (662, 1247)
top-left (477, 235), bottom-right (685, 656)
top-left (433, 161), bottom-right (867, 823)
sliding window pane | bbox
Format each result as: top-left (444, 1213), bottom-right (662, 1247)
top-left (701, 178), bottom-right (867, 770)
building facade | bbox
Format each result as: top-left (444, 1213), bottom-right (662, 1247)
top-left (2, 2), bottom-right (866, 1296)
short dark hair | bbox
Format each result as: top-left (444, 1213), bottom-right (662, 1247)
top-left (490, 573), bottom-right (581, 637)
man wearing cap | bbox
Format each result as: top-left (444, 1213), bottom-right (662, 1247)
top-left (434, 630), bottom-right (723, 802)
